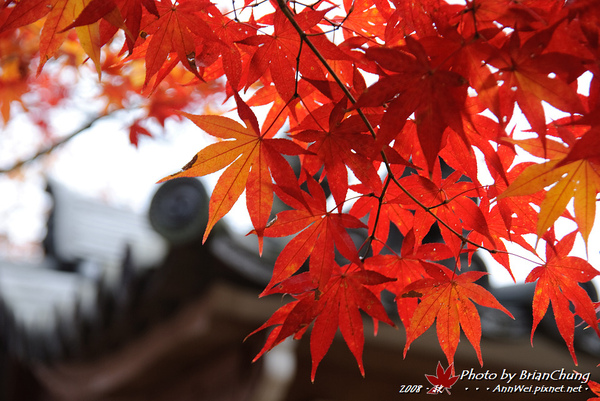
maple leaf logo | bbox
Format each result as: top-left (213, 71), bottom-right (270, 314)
top-left (425, 362), bottom-right (459, 395)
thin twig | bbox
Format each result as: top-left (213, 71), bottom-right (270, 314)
top-left (0, 113), bottom-right (111, 175)
top-left (275, 0), bottom-right (500, 256)
top-left (360, 175), bottom-right (391, 259)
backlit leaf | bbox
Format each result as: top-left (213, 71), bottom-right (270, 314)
top-left (403, 264), bottom-right (513, 366)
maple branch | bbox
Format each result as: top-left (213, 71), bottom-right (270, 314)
top-left (360, 175), bottom-right (392, 259)
top-left (0, 113), bottom-right (111, 175)
top-left (387, 171), bottom-right (500, 254)
top-left (426, 187), bottom-right (484, 211)
top-left (268, 7), bottom-right (378, 134)
top-left (294, 37), bottom-right (303, 97)
top-left (276, 1), bottom-right (406, 259)
top-left (231, 0), bottom-right (238, 20)
top-left (275, 0), bottom-right (500, 257)
top-left (275, 0), bottom-right (367, 119)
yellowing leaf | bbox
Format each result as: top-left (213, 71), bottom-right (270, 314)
top-left (564, 161), bottom-right (600, 243)
top-left (500, 156), bottom-right (600, 244)
top-left (160, 94), bottom-right (307, 251)
top-left (38, 0), bottom-right (72, 74)
top-left (505, 137), bottom-right (569, 160)
top-left (160, 112), bottom-right (262, 243)
top-left (499, 160), bottom-right (568, 199)
top-left (73, 0), bottom-right (102, 78)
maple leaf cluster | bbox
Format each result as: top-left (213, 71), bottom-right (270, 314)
top-left (3, 0), bottom-right (600, 379)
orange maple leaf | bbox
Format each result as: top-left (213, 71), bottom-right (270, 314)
top-left (160, 93), bottom-right (306, 252)
top-left (141, 0), bottom-right (214, 87)
top-left (402, 263), bottom-right (513, 367)
top-left (486, 26), bottom-right (585, 142)
top-left (261, 174), bottom-right (366, 293)
top-left (248, 264), bottom-right (395, 382)
top-left (525, 230), bottom-right (600, 364)
top-left (1, 0), bottom-right (103, 75)
top-left (500, 130), bottom-right (600, 244)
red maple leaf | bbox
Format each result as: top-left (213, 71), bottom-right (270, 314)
top-left (365, 229), bottom-right (454, 328)
top-left (350, 179), bottom-right (415, 256)
top-left (291, 98), bottom-right (382, 209)
top-left (242, 6), bottom-right (327, 101)
top-left (355, 35), bottom-right (469, 172)
top-left (392, 167), bottom-right (493, 259)
top-left (0, 0), bottom-right (53, 34)
top-left (403, 263), bottom-right (513, 366)
top-left (250, 264), bottom-right (395, 382)
top-left (425, 362), bottom-right (459, 395)
top-left (486, 25), bottom-right (585, 144)
top-left (525, 229), bottom-right (600, 364)
top-left (309, 265), bottom-right (395, 380)
top-left (140, 0), bottom-right (215, 87)
top-left (247, 78), bottom-right (334, 138)
top-left (128, 119), bottom-right (152, 147)
top-left (261, 174), bottom-right (365, 293)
